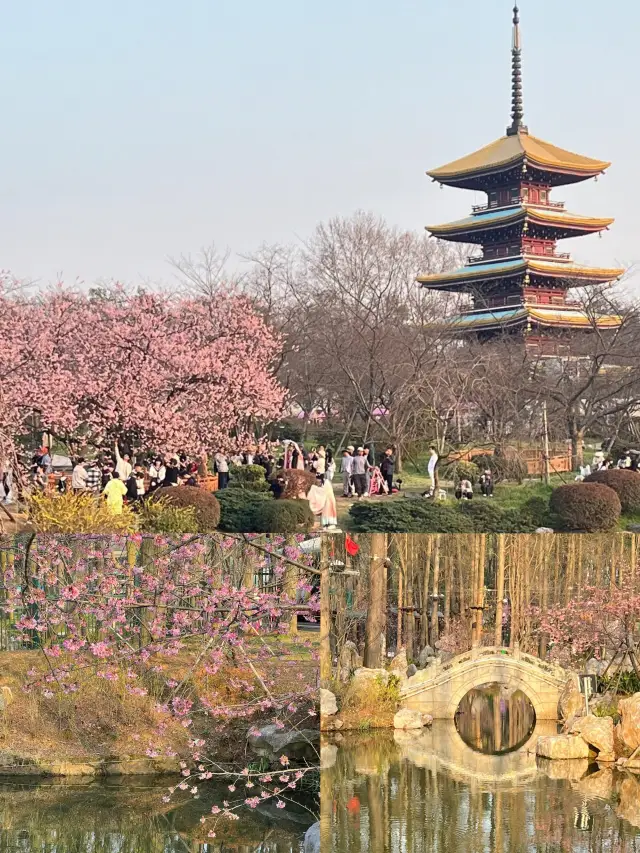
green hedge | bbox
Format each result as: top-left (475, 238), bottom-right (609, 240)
top-left (216, 489), bottom-right (272, 531)
top-left (252, 499), bottom-right (314, 534)
top-left (149, 486), bottom-right (221, 531)
top-left (349, 497), bottom-right (542, 533)
top-left (349, 500), bottom-right (473, 533)
top-left (228, 464), bottom-right (270, 492)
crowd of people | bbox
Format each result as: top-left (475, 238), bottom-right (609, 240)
top-left (27, 443), bottom-right (208, 515)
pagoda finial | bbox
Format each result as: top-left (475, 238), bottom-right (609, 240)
top-left (507, 4), bottom-right (528, 136)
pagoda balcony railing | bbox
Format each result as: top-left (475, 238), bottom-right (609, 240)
top-left (467, 250), bottom-right (572, 265)
top-left (471, 198), bottom-right (566, 213)
top-left (478, 297), bottom-right (583, 311)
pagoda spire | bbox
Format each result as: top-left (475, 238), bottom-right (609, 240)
top-left (507, 4), bottom-right (528, 136)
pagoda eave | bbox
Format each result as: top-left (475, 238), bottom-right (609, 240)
top-left (446, 306), bottom-right (622, 333)
top-left (418, 259), bottom-right (624, 291)
top-left (427, 207), bottom-right (614, 243)
top-left (427, 132), bottom-right (611, 191)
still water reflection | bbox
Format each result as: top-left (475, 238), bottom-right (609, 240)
top-left (0, 776), bottom-right (315, 852)
top-left (322, 693), bottom-right (640, 852)
top-left (455, 683), bottom-right (536, 755)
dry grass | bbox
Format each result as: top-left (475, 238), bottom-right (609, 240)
top-left (0, 652), bottom-right (188, 763)
top-left (0, 634), bottom-right (319, 765)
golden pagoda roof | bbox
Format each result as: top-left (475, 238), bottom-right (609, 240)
top-left (449, 305), bottom-right (622, 332)
top-left (428, 131), bottom-right (610, 185)
top-left (427, 205), bottom-right (614, 238)
top-left (418, 257), bottom-right (625, 290)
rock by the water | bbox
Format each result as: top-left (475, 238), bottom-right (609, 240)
top-left (389, 649), bottom-right (408, 672)
top-left (248, 725), bottom-right (319, 760)
top-left (574, 767), bottom-right (614, 800)
top-left (393, 709), bottom-right (429, 730)
top-left (617, 777), bottom-right (640, 829)
top-left (536, 734), bottom-right (590, 760)
top-left (614, 722), bottom-right (631, 759)
top-left (418, 646), bottom-right (435, 669)
top-left (338, 641), bottom-right (361, 684)
top-left (619, 693), bottom-right (640, 752)
top-left (304, 821), bottom-right (321, 853)
top-left (536, 757), bottom-right (590, 781)
top-left (558, 674), bottom-right (585, 722)
top-left (569, 714), bottom-right (615, 762)
top-left (352, 668), bottom-right (388, 686)
top-left (322, 717), bottom-right (344, 732)
top-left (320, 744), bottom-right (337, 769)
top-left (626, 524), bottom-right (640, 534)
top-left (406, 664), bottom-right (418, 678)
top-left (320, 688), bottom-right (338, 717)
top-left (535, 527), bottom-right (555, 534)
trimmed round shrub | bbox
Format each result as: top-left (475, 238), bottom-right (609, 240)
top-left (440, 460), bottom-right (480, 485)
top-left (150, 486), bottom-right (221, 531)
top-left (216, 489), bottom-right (272, 532)
top-left (228, 464), bottom-right (270, 492)
top-left (252, 499), bottom-right (314, 534)
top-left (584, 469), bottom-right (640, 513)
top-left (549, 483), bottom-right (621, 532)
top-left (277, 469), bottom-right (316, 500)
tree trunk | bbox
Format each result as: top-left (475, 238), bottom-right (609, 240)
top-left (320, 556), bottom-right (332, 684)
top-left (495, 535), bottom-right (505, 647)
top-left (429, 535), bottom-right (441, 646)
top-left (364, 534), bottom-right (387, 668)
top-left (569, 420), bottom-right (585, 470)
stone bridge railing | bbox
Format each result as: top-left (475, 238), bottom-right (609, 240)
top-left (400, 645), bottom-right (568, 720)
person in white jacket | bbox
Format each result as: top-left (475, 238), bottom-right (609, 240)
top-left (427, 446), bottom-right (439, 495)
top-left (114, 442), bottom-right (133, 481)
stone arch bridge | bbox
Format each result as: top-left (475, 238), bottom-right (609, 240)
top-left (400, 646), bottom-right (568, 720)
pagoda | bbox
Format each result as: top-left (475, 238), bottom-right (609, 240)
top-left (417, 5), bottom-right (623, 351)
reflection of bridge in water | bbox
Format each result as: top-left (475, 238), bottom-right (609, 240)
top-left (400, 646), bottom-right (568, 720)
top-left (394, 720), bottom-right (559, 788)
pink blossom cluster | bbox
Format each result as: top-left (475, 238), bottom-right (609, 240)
top-left (0, 275), bottom-right (286, 456)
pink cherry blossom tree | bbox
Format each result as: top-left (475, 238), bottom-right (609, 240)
top-left (0, 532), bottom-right (320, 833)
top-left (529, 579), bottom-right (640, 677)
top-left (0, 277), bottom-right (286, 461)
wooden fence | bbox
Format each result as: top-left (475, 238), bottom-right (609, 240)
top-left (449, 445), bottom-right (573, 475)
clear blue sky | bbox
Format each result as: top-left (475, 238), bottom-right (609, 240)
top-left (2, 0), bottom-right (638, 289)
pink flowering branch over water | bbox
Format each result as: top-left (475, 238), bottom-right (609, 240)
top-left (527, 579), bottom-right (640, 675)
top-left (0, 275), bottom-right (286, 455)
top-left (0, 533), bottom-right (320, 827)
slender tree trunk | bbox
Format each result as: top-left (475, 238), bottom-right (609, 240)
top-left (495, 534), bottom-right (505, 647)
top-left (421, 537), bottom-right (433, 648)
top-left (364, 534), bottom-right (387, 668)
top-left (320, 540), bottom-right (332, 683)
top-left (429, 535), bottom-right (441, 646)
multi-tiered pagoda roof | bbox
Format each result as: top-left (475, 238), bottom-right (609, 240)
top-left (418, 5), bottom-right (623, 347)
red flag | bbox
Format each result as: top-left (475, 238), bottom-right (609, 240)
top-left (345, 535), bottom-right (359, 556)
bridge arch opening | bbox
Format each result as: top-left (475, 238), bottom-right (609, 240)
top-left (454, 682), bottom-right (536, 755)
